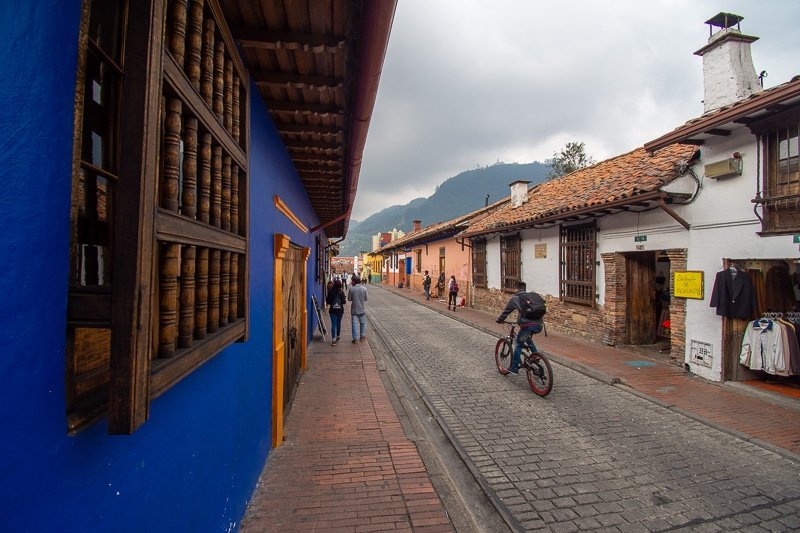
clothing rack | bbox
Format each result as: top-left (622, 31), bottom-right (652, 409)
top-left (761, 312), bottom-right (800, 319)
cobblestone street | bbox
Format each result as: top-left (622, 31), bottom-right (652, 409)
top-left (368, 286), bottom-right (800, 532)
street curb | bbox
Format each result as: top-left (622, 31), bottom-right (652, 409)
top-left (368, 314), bottom-right (526, 533)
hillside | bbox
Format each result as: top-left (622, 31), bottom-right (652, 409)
top-left (339, 162), bottom-right (549, 256)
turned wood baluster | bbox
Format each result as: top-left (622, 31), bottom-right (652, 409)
top-left (221, 154), bottom-right (231, 232)
top-left (186, 0), bottom-right (204, 90)
top-left (169, 0), bottom-right (188, 69)
top-left (224, 59), bottom-right (233, 133)
top-left (232, 75), bottom-right (241, 144)
top-left (211, 145), bottom-right (222, 227)
top-left (208, 249), bottom-right (220, 333)
top-left (198, 132), bottom-right (211, 223)
top-left (179, 245), bottom-right (196, 348)
top-left (229, 252), bottom-right (238, 321)
top-left (219, 250), bottom-right (229, 327)
top-left (159, 243), bottom-right (180, 357)
top-left (213, 40), bottom-right (225, 120)
top-left (230, 163), bottom-right (239, 235)
top-left (201, 18), bottom-right (215, 107)
top-left (181, 116), bottom-right (198, 218)
top-left (194, 247), bottom-right (208, 339)
top-left (162, 98), bottom-right (182, 212)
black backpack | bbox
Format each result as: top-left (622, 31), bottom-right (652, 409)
top-left (520, 292), bottom-right (546, 320)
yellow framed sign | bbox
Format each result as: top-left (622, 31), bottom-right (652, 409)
top-left (673, 270), bottom-right (704, 299)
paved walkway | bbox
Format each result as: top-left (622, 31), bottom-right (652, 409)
top-left (241, 283), bottom-right (800, 532)
top-left (241, 327), bottom-right (454, 533)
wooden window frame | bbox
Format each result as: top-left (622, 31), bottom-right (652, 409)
top-left (751, 105), bottom-right (800, 235)
top-left (471, 238), bottom-right (487, 288)
top-left (500, 234), bottom-right (520, 292)
top-left (415, 249), bottom-right (422, 273)
top-left (559, 222), bottom-right (596, 306)
top-left (67, 0), bottom-right (250, 435)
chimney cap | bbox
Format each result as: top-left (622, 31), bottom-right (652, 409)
top-left (705, 12), bottom-right (743, 31)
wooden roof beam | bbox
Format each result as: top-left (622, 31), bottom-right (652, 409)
top-left (253, 71), bottom-right (343, 90)
top-left (234, 28), bottom-right (345, 53)
top-left (266, 100), bottom-right (343, 117)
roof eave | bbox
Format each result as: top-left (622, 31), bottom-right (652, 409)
top-left (339, 1), bottom-right (397, 238)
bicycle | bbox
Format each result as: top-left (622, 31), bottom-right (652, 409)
top-left (495, 322), bottom-right (554, 396)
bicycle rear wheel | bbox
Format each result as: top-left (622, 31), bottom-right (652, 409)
top-left (525, 351), bottom-right (553, 396)
top-left (494, 338), bottom-right (512, 375)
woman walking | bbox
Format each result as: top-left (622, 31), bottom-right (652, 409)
top-left (326, 279), bottom-right (346, 345)
top-left (447, 275), bottom-right (459, 311)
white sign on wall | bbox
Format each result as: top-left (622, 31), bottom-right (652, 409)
top-left (690, 340), bottom-right (713, 368)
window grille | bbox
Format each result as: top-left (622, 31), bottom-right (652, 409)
top-left (754, 109), bottom-right (800, 234)
top-left (559, 223), bottom-right (596, 306)
top-left (472, 239), bottom-right (487, 288)
top-left (67, 0), bottom-right (249, 434)
top-left (500, 234), bottom-right (520, 292)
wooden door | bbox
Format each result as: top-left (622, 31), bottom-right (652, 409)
top-left (282, 244), bottom-right (304, 410)
top-left (626, 252), bottom-right (656, 344)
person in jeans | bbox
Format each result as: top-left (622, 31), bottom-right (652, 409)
top-left (447, 275), bottom-right (459, 311)
top-left (495, 281), bottom-right (544, 374)
top-left (422, 270), bottom-right (432, 300)
top-left (326, 279), bottom-right (346, 345)
top-left (347, 275), bottom-right (368, 343)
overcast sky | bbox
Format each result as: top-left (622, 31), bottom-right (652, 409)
top-left (351, 0), bottom-right (799, 222)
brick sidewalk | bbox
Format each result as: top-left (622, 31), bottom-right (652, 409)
top-left (241, 334), bottom-right (454, 532)
top-left (384, 284), bottom-right (800, 458)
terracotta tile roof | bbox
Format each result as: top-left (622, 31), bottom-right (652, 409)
top-left (644, 76), bottom-right (800, 152)
top-left (464, 144), bottom-right (699, 236)
top-left (377, 201), bottom-right (501, 252)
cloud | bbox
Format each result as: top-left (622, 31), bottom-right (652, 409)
top-left (352, 0), bottom-right (800, 222)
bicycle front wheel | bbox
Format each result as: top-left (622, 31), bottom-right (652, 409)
top-left (494, 338), bottom-right (512, 375)
top-left (525, 351), bottom-right (553, 396)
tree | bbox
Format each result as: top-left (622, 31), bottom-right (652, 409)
top-left (545, 141), bottom-right (595, 179)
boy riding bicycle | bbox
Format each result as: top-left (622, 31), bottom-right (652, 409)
top-left (495, 281), bottom-right (545, 374)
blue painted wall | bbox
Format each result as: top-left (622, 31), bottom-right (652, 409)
top-left (0, 1), bottom-right (327, 531)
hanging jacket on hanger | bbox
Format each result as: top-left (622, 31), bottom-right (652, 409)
top-left (710, 267), bottom-right (757, 319)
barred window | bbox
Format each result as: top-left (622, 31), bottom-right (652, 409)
top-left (471, 238), bottom-right (487, 288)
top-left (559, 223), bottom-right (596, 306)
top-left (754, 107), bottom-right (800, 234)
top-left (67, 0), bottom-right (249, 434)
top-left (500, 234), bottom-right (520, 292)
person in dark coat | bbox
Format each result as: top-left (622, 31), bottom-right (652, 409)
top-left (326, 280), bottom-right (346, 345)
top-left (709, 264), bottom-right (756, 319)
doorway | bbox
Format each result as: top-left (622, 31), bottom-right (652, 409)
top-left (625, 251), bottom-right (657, 344)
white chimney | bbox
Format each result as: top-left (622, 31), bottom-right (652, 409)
top-left (695, 12), bottom-right (761, 113)
top-left (510, 180), bottom-right (530, 208)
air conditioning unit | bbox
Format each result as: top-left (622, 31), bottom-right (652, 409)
top-left (704, 158), bottom-right (742, 179)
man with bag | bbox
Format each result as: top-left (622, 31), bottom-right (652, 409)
top-left (495, 281), bottom-right (546, 374)
top-left (422, 270), bottom-right (432, 300)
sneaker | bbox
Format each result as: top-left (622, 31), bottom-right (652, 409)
top-left (352, 339), bottom-right (358, 344)
top-left (336, 336), bottom-right (340, 341)
top-left (360, 336), bottom-right (365, 341)
top-left (507, 368), bottom-right (519, 375)
top-left (331, 341), bottom-right (336, 346)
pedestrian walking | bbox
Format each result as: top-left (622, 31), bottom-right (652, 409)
top-left (326, 279), bottom-right (346, 345)
top-left (447, 275), bottom-right (459, 311)
top-left (347, 275), bottom-right (368, 343)
top-left (422, 270), bottom-right (432, 300)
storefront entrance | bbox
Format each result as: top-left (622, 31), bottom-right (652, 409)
top-left (720, 258), bottom-right (800, 392)
top-left (624, 251), bottom-right (671, 347)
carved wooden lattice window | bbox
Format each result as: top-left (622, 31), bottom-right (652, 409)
top-left (67, 0), bottom-right (249, 434)
top-left (471, 238), bottom-right (487, 288)
top-left (500, 234), bottom-right (520, 292)
top-left (559, 222), bottom-right (596, 306)
top-left (752, 106), bottom-right (800, 234)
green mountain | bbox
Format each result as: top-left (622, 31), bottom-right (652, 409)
top-left (339, 161), bottom-right (550, 256)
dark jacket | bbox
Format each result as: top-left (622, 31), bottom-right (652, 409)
top-left (497, 290), bottom-right (544, 325)
top-left (709, 268), bottom-right (756, 319)
top-left (326, 287), bottom-right (346, 315)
